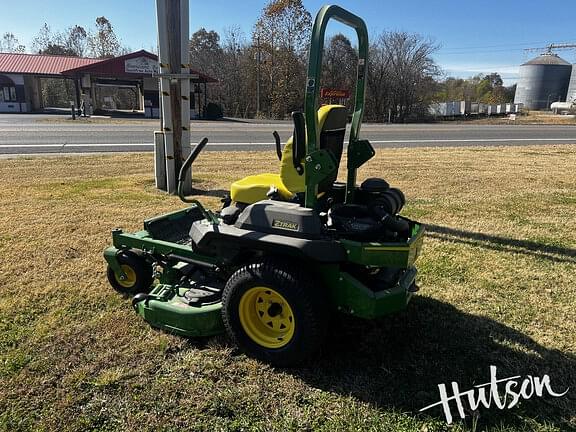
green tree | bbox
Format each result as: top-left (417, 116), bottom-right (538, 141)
top-left (436, 73), bottom-right (515, 104)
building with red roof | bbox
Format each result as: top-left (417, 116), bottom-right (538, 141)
top-left (0, 50), bottom-right (216, 117)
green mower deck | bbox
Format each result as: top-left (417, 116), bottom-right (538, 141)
top-left (104, 204), bottom-right (424, 337)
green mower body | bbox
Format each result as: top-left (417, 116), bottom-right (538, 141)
top-left (104, 203), bottom-right (424, 337)
top-left (104, 5), bottom-right (426, 366)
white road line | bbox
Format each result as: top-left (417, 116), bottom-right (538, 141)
top-left (370, 138), bottom-right (576, 143)
top-left (0, 137), bottom-right (576, 149)
top-left (0, 143), bottom-right (154, 148)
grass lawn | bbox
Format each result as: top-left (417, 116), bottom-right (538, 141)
top-left (463, 110), bottom-right (576, 126)
top-left (0, 145), bottom-right (574, 432)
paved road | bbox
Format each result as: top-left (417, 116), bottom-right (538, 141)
top-left (1, 114), bottom-right (575, 155)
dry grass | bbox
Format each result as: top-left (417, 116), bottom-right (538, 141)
top-left (463, 110), bottom-right (576, 125)
top-left (0, 146), bottom-right (575, 431)
top-left (37, 116), bottom-right (160, 125)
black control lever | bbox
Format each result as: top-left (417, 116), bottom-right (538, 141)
top-left (273, 131), bottom-right (282, 160)
top-left (291, 111), bottom-right (305, 175)
top-left (177, 137), bottom-right (218, 224)
top-left (178, 137), bottom-right (208, 192)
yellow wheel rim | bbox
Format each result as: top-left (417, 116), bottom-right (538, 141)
top-left (238, 286), bottom-right (295, 349)
top-left (115, 265), bottom-right (137, 289)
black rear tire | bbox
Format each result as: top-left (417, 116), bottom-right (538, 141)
top-left (222, 257), bottom-right (327, 367)
top-left (106, 251), bottom-right (153, 295)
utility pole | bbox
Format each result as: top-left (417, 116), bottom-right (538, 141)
top-left (155, 0), bottom-right (191, 194)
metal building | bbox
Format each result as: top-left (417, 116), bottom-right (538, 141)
top-left (0, 50), bottom-right (216, 116)
top-left (566, 65), bottom-right (576, 104)
top-left (513, 53), bottom-right (572, 110)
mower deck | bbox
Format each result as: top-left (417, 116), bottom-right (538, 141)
top-left (105, 204), bottom-right (424, 337)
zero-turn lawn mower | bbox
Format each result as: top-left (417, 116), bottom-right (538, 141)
top-left (104, 5), bottom-right (424, 367)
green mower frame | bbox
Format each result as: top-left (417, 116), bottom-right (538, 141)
top-left (104, 5), bottom-right (425, 366)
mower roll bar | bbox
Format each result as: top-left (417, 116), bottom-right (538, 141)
top-left (177, 137), bottom-right (219, 224)
top-left (302, 5), bottom-right (369, 208)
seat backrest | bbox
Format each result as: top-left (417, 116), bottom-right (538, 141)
top-left (279, 105), bottom-right (348, 194)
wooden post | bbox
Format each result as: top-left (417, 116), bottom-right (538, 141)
top-left (74, 78), bottom-right (81, 112)
top-left (154, 131), bottom-right (167, 189)
top-left (155, 0), bottom-right (191, 194)
top-left (179, 0), bottom-right (192, 195)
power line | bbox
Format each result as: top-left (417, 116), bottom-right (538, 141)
top-left (438, 40), bottom-right (576, 55)
top-left (439, 48), bottom-right (534, 56)
top-left (524, 43), bottom-right (576, 53)
top-left (439, 41), bottom-right (557, 51)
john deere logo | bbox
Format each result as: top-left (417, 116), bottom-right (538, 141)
top-left (272, 220), bottom-right (299, 231)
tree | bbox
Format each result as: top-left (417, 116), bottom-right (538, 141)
top-left (253, 0), bottom-right (312, 118)
top-left (66, 25), bottom-right (88, 57)
top-left (366, 31), bottom-right (440, 122)
top-left (436, 72), bottom-right (515, 105)
top-left (39, 44), bottom-right (77, 56)
top-left (366, 38), bottom-right (392, 122)
top-left (32, 24), bottom-right (56, 54)
top-left (323, 34), bottom-right (358, 90)
top-left (89, 16), bottom-right (121, 58)
top-left (32, 23), bottom-right (83, 56)
top-left (190, 28), bottom-right (223, 78)
top-left (1, 32), bottom-right (25, 53)
top-left (255, 0), bottom-right (312, 53)
top-left (219, 27), bottom-right (255, 117)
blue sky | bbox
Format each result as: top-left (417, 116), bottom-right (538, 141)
top-left (4, 0), bottom-right (576, 85)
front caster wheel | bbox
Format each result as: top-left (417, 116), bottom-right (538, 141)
top-left (106, 252), bottom-right (153, 295)
top-left (222, 258), bottom-right (327, 367)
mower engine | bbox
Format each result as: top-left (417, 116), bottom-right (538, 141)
top-left (327, 178), bottom-right (411, 242)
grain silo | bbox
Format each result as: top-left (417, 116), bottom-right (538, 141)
top-left (567, 65), bottom-right (576, 103)
top-left (513, 53), bottom-right (572, 110)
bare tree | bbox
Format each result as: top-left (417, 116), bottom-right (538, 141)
top-left (88, 17), bottom-right (121, 58)
top-left (0, 33), bottom-right (25, 53)
top-left (220, 27), bottom-right (254, 117)
top-left (366, 31), bottom-right (439, 122)
top-left (253, 0), bottom-right (312, 118)
top-left (190, 28), bottom-right (224, 78)
top-left (66, 26), bottom-right (89, 57)
top-left (32, 23), bottom-right (88, 57)
top-left (32, 24), bottom-right (57, 54)
top-left (366, 39), bottom-right (392, 122)
top-left (323, 34), bottom-right (358, 89)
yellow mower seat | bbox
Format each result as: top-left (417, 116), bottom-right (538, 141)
top-left (229, 134), bottom-right (305, 204)
top-left (230, 105), bottom-right (347, 204)
top-left (230, 173), bottom-right (294, 204)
